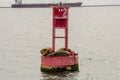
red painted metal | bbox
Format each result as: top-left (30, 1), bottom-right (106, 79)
top-left (52, 6), bottom-right (69, 52)
top-left (41, 6), bottom-right (79, 71)
top-left (41, 55), bottom-right (78, 67)
top-left (53, 6), bottom-right (68, 28)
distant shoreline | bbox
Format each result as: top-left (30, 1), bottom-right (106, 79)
top-left (82, 4), bottom-right (120, 7)
top-left (1, 4), bottom-right (120, 8)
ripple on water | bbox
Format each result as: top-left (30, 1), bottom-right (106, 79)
top-left (40, 71), bottom-right (79, 80)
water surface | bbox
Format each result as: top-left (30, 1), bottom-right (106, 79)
top-left (0, 7), bottom-right (120, 80)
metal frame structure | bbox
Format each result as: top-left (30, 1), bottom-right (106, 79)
top-left (52, 6), bottom-right (69, 52)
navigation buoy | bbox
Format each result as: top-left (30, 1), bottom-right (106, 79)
top-left (40, 4), bottom-right (79, 72)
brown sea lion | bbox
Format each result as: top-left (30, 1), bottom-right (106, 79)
top-left (48, 51), bottom-right (71, 57)
top-left (57, 48), bottom-right (72, 52)
top-left (40, 47), bottom-right (53, 56)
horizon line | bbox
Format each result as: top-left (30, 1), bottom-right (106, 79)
top-left (1, 4), bottom-right (120, 8)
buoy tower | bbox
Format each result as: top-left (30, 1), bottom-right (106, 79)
top-left (40, 3), bottom-right (79, 72)
top-left (52, 5), bottom-right (69, 52)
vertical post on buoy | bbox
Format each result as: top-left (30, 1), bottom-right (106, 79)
top-left (52, 5), bottom-right (69, 52)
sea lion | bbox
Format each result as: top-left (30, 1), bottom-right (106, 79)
top-left (48, 51), bottom-right (71, 57)
top-left (40, 47), bottom-right (53, 56)
top-left (57, 48), bottom-right (72, 52)
top-left (40, 47), bottom-right (72, 57)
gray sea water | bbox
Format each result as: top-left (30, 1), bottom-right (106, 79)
top-left (0, 6), bottom-right (120, 80)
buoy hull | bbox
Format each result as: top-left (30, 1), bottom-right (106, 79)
top-left (41, 54), bottom-right (79, 72)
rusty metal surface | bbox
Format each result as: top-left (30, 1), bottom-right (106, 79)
top-left (41, 55), bottom-right (78, 67)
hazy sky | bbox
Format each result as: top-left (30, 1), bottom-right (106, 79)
top-left (0, 0), bottom-right (120, 7)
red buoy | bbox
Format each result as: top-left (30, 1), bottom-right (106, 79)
top-left (41, 5), bottom-right (79, 72)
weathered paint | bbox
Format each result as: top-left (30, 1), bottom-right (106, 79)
top-left (41, 64), bottom-right (79, 72)
top-left (41, 54), bottom-right (78, 67)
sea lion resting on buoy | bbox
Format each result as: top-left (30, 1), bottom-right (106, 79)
top-left (40, 47), bottom-right (71, 57)
top-left (47, 51), bottom-right (71, 57)
top-left (40, 47), bottom-right (53, 56)
top-left (57, 48), bottom-right (72, 52)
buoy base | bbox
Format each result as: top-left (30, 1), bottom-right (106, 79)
top-left (40, 48), bottom-right (79, 72)
top-left (41, 64), bottom-right (79, 72)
